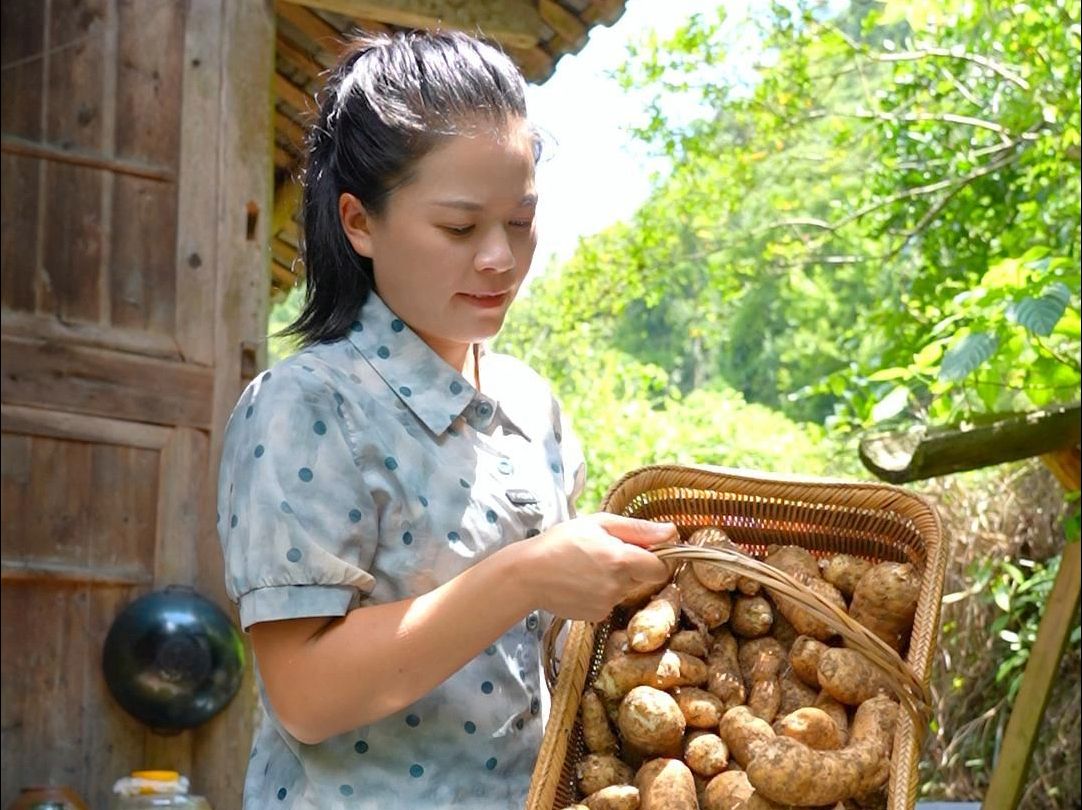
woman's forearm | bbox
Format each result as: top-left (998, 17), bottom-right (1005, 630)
top-left (252, 541), bottom-right (536, 744)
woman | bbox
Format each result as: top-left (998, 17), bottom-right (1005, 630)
top-left (217, 30), bottom-right (673, 809)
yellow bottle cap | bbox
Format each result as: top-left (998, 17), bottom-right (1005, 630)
top-left (131, 771), bottom-right (180, 781)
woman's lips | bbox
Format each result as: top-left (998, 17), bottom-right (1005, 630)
top-left (459, 291), bottom-right (510, 309)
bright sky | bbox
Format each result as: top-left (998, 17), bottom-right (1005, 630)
top-left (525, 0), bottom-right (748, 271)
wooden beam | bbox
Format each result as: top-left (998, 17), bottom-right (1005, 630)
top-left (1, 135), bottom-right (175, 183)
top-left (538, 0), bottom-right (586, 49)
top-left (277, 1), bottom-right (347, 55)
top-left (274, 71), bottom-right (315, 115)
top-left (0, 560), bottom-right (153, 586)
top-left (286, 0), bottom-right (543, 49)
top-left (276, 34), bottom-right (327, 80)
top-left (983, 537), bottom-right (1081, 810)
top-left (859, 403), bottom-right (1082, 483)
top-left (275, 110), bottom-right (307, 152)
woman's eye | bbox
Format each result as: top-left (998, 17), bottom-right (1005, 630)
top-left (441, 225), bottom-right (474, 236)
top-left (509, 220), bottom-right (534, 229)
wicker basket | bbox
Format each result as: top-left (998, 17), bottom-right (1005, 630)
top-left (526, 464), bottom-right (946, 810)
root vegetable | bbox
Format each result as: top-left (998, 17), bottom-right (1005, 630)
top-left (684, 731), bottom-right (730, 778)
top-left (773, 707), bottom-right (845, 750)
top-left (669, 628), bottom-right (710, 658)
top-left (706, 630), bottom-right (746, 711)
top-left (594, 649), bottom-right (709, 702)
top-left (819, 554), bottom-right (872, 599)
top-left (849, 562), bottom-right (920, 652)
top-left (673, 686), bottom-right (726, 728)
top-left (702, 770), bottom-right (754, 810)
top-left (718, 705), bottom-right (776, 768)
top-left (628, 584), bottom-right (682, 652)
top-left (582, 785), bottom-right (641, 810)
top-left (789, 636), bottom-right (829, 688)
top-left (581, 689), bottom-right (619, 755)
top-left (617, 686), bottom-right (686, 757)
top-left (577, 754), bottom-right (636, 796)
top-left (689, 527), bottom-right (740, 591)
top-left (816, 648), bottom-right (893, 706)
top-left (678, 565), bottom-right (733, 628)
top-left (635, 758), bottom-right (698, 810)
top-left (731, 595), bottom-right (775, 638)
top-left (744, 696), bottom-right (899, 806)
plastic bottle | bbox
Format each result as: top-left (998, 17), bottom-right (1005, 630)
top-left (109, 772), bottom-right (212, 810)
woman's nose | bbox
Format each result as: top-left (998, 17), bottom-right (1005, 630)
top-left (474, 227), bottom-right (515, 273)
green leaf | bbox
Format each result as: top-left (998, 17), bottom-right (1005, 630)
top-left (939, 333), bottom-right (998, 382)
top-left (1007, 283), bottom-right (1072, 336)
top-left (994, 589), bottom-right (1011, 613)
top-left (868, 366), bottom-right (911, 382)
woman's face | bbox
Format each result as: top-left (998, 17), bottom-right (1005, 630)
top-left (341, 120), bottom-right (538, 367)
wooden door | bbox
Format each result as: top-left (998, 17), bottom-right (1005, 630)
top-left (1, 1), bottom-right (273, 807)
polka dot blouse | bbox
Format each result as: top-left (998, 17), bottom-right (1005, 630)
top-left (217, 293), bottom-right (585, 809)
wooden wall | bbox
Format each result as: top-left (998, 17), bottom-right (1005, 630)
top-left (0, 1), bottom-right (274, 807)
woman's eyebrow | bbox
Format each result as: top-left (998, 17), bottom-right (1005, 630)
top-left (430, 194), bottom-right (537, 210)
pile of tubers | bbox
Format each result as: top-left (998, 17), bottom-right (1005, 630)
top-left (558, 528), bottom-right (922, 810)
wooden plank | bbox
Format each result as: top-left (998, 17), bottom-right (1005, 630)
top-left (276, 33), bottom-right (326, 82)
top-left (0, 135), bottom-right (176, 182)
top-left (46, 0), bottom-right (106, 151)
top-left (89, 440), bottom-right (160, 574)
top-left (505, 45), bottom-right (554, 83)
top-left (142, 428), bottom-right (208, 780)
top-left (40, 0), bottom-right (105, 323)
top-left (0, 585), bottom-right (87, 802)
top-left (274, 70), bottom-right (315, 116)
top-left (0, 309), bottom-right (184, 360)
top-left (110, 175), bottom-right (180, 335)
top-left (983, 538), bottom-right (1082, 810)
top-left (1041, 445), bottom-right (1082, 491)
top-left (114, 0), bottom-right (184, 168)
top-left (153, 428), bottom-right (207, 586)
top-left (84, 586), bottom-right (148, 807)
top-left (580, 0), bottom-right (626, 26)
top-left (40, 162), bottom-right (103, 323)
top-left (275, 110), bottom-right (307, 152)
top-left (0, 155), bottom-right (41, 312)
top-left (276, 1), bottom-right (347, 55)
top-left (1, 335), bottom-right (215, 429)
top-left (288, 0), bottom-right (544, 48)
top-left (0, 3), bottom-right (44, 312)
top-left (1, 560), bottom-right (152, 586)
top-left (2, 403), bottom-right (173, 449)
top-left (174, 0), bottom-right (224, 367)
top-left (859, 403), bottom-right (1082, 483)
top-left (194, 0), bottom-right (275, 803)
top-left (539, 0), bottom-right (587, 49)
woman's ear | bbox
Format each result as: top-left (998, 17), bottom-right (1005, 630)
top-left (339, 192), bottom-right (375, 258)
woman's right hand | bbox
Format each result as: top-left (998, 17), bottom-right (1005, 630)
top-left (512, 513), bottom-right (676, 621)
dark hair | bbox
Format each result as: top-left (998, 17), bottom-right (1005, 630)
top-left (283, 30), bottom-right (533, 346)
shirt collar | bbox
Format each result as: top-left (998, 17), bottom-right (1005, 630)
top-left (346, 294), bottom-right (527, 439)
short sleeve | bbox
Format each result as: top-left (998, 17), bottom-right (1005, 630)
top-left (217, 366), bottom-right (378, 630)
top-left (552, 396), bottom-right (587, 515)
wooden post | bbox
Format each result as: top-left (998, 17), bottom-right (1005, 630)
top-left (983, 447), bottom-right (1081, 810)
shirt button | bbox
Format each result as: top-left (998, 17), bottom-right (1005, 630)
top-left (525, 528), bottom-right (541, 538)
top-left (530, 697), bottom-right (541, 715)
top-left (476, 401), bottom-right (493, 418)
top-left (526, 613), bottom-right (539, 632)
top-left (497, 458), bottom-right (514, 475)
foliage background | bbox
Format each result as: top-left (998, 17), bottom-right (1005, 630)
top-left (269, 0), bottom-right (1080, 802)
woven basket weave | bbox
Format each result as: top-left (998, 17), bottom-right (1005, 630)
top-left (525, 464), bottom-right (946, 810)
